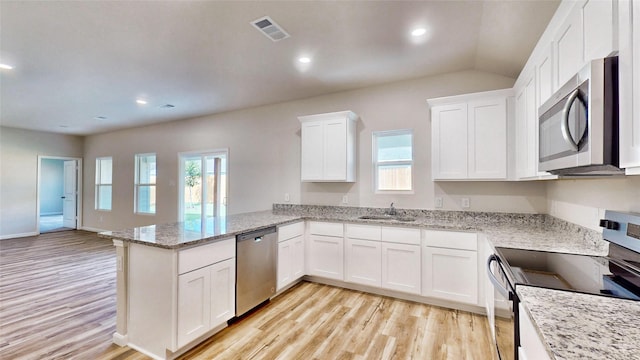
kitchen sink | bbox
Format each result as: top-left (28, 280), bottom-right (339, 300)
top-left (358, 215), bottom-right (416, 222)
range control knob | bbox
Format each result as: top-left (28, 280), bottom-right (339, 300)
top-left (599, 219), bottom-right (620, 230)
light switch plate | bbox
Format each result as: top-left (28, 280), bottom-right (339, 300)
top-left (435, 197), bottom-right (443, 208)
top-left (284, 193), bottom-right (290, 202)
top-left (342, 195), bottom-right (348, 204)
top-left (461, 198), bottom-right (470, 208)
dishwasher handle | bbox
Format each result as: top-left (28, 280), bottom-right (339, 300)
top-left (236, 226), bottom-right (277, 242)
top-left (487, 254), bottom-right (512, 300)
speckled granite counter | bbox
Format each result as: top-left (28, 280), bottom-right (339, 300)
top-left (517, 286), bottom-right (640, 360)
top-left (99, 211), bottom-right (302, 248)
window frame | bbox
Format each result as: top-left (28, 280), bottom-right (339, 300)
top-left (372, 129), bottom-right (414, 194)
top-left (95, 157), bottom-right (113, 211)
top-left (134, 153), bottom-right (157, 215)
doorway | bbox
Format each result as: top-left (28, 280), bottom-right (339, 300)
top-left (37, 156), bottom-right (82, 233)
top-left (179, 150), bottom-right (228, 232)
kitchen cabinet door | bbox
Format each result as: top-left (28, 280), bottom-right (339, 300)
top-left (619, 0), bottom-right (640, 173)
top-left (346, 238), bottom-right (381, 287)
top-left (177, 266), bottom-right (211, 347)
top-left (581, 0), bottom-right (615, 62)
top-left (468, 98), bottom-right (507, 179)
top-left (291, 235), bottom-right (305, 280)
top-left (422, 247), bottom-right (478, 305)
top-left (300, 120), bottom-right (324, 181)
top-left (537, 46), bottom-right (554, 106)
top-left (431, 103), bottom-right (468, 179)
top-left (210, 258), bottom-right (235, 328)
top-left (277, 239), bottom-right (292, 290)
top-left (381, 242), bottom-right (421, 295)
top-left (324, 119), bottom-right (348, 181)
top-left (515, 74), bottom-right (539, 179)
top-left (554, 9), bottom-right (583, 87)
top-left (307, 234), bottom-right (344, 280)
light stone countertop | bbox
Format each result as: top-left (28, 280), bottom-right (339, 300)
top-left (517, 286), bottom-right (640, 360)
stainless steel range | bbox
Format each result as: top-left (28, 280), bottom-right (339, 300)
top-left (487, 210), bottom-right (640, 360)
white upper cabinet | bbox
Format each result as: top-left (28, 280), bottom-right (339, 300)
top-left (429, 89), bottom-right (511, 181)
top-left (299, 111), bottom-right (357, 182)
top-left (537, 45), bottom-right (554, 106)
top-left (619, 0), bottom-right (640, 174)
top-left (431, 103), bottom-right (468, 179)
top-left (554, 9), bottom-right (583, 87)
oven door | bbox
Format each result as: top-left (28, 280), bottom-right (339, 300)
top-left (487, 254), bottom-right (518, 360)
top-left (538, 79), bottom-right (589, 172)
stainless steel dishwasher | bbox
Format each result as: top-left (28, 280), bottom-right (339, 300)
top-left (235, 226), bottom-right (277, 316)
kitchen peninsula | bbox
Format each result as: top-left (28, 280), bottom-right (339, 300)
top-left (100, 205), bottom-right (639, 360)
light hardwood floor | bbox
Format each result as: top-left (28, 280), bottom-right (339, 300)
top-left (0, 231), bottom-right (497, 360)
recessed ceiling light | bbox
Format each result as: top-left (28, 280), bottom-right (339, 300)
top-left (0, 63), bottom-right (14, 70)
top-left (298, 57), bottom-right (311, 64)
top-left (136, 99), bottom-right (148, 105)
top-left (411, 28), bottom-right (427, 37)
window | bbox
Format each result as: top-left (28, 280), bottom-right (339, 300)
top-left (135, 153), bottom-right (156, 214)
top-left (95, 157), bottom-right (112, 210)
top-left (373, 130), bottom-right (413, 192)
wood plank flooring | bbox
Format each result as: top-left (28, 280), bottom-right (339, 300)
top-left (0, 231), bottom-right (497, 360)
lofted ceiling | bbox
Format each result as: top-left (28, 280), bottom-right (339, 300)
top-left (0, 0), bottom-right (559, 136)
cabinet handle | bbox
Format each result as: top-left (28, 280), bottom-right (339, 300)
top-left (560, 88), bottom-right (586, 151)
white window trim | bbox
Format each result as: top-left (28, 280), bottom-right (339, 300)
top-left (134, 153), bottom-right (157, 215)
top-left (372, 129), bottom-right (414, 194)
top-left (95, 156), bottom-right (112, 211)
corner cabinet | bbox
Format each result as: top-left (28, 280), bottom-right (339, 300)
top-left (619, 0), bottom-right (640, 174)
top-left (299, 111), bottom-right (358, 182)
top-left (429, 89), bottom-right (512, 181)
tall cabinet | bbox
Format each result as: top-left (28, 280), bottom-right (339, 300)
top-left (299, 111), bottom-right (358, 182)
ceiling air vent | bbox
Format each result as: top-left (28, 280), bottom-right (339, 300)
top-left (250, 16), bottom-right (290, 42)
top-left (160, 104), bottom-right (175, 109)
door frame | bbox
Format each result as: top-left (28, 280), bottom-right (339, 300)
top-left (37, 155), bottom-right (83, 233)
top-left (177, 149), bottom-right (229, 222)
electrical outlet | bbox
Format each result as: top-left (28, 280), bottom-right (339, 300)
top-left (342, 195), bottom-right (348, 204)
top-left (284, 193), bottom-right (290, 202)
top-left (435, 197), bottom-right (443, 208)
top-left (461, 198), bottom-right (470, 208)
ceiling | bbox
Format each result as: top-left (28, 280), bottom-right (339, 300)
top-left (0, 1), bottom-right (559, 136)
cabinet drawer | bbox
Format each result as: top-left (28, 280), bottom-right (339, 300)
top-left (423, 230), bottom-right (477, 251)
top-left (178, 237), bottom-right (235, 275)
top-left (309, 221), bottom-right (344, 237)
top-left (278, 221), bottom-right (305, 242)
top-left (346, 224), bottom-right (381, 240)
top-left (382, 227), bottom-right (421, 245)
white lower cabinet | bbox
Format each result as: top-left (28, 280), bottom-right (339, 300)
top-left (127, 238), bottom-right (235, 359)
top-left (277, 222), bottom-right (305, 291)
top-left (381, 242), bottom-right (421, 294)
top-left (422, 230), bottom-right (479, 305)
top-left (346, 238), bottom-right (382, 286)
top-left (307, 222), bottom-right (344, 280)
top-left (519, 303), bottom-right (551, 360)
top-left (177, 267), bottom-right (211, 347)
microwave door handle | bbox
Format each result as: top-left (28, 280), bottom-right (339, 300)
top-left (487, 255), bottom-right (510, 298)
top-left (561, 88), bottom-right (580, 151)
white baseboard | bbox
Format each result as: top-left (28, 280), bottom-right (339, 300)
top-left (0, 231), bottom-right (39, 240)
top-left (80, 226), bottom-right (108, 233)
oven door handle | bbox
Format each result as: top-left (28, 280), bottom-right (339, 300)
top-left (561, 88), bottom-right (581, 151)
top-left (487, 254), bottom-right (511, 299)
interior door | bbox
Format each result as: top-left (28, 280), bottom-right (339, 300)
top-left (62, 160), bottom-right (77, 229)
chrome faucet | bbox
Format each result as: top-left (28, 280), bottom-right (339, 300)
top-left (387, 202), bottom-right (397, 216)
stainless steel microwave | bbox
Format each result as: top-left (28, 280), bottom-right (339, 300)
top-left (538, 56), bottom-right (622, 176)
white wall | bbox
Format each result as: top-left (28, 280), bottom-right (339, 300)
top-left (546, 177), bottom-right (640, 231)
top-left (0, 127), bottom-right (84, 238)
top-left (40, 159), bottom-right (64, 215)
top-left (82, 69), bottom-right (552, 231)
